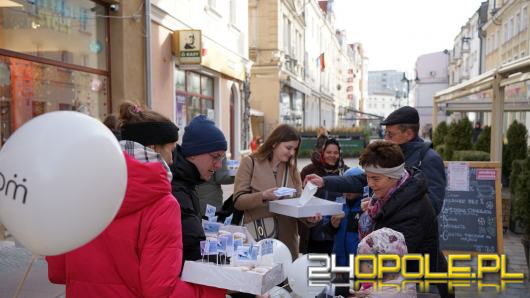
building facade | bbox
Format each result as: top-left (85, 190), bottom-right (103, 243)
top-left (248, 0), bottom-right (308, 135)
top-left (366, 70), bottom-right (407, 119)
top-left (414, 51), bottom-right (450, 133)
top-left (448, 3), bottom-right (487, 86)
top-left (0, 0), bottom-right (146, 147)
top-left (150, 0), bottom-right (250, 159)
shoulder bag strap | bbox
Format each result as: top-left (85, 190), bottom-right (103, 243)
top-left (283, 162), bottom-right (289, 187)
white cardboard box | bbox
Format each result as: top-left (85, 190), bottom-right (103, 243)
top-left (269, 197), bottom-right (343, 218)
top-left (181, 261), bottom-right (284, 295)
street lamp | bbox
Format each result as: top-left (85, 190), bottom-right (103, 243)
top-left (393, 89), bottom-right (402, 110)
top-left (401, 72), bottom-right (419, 106)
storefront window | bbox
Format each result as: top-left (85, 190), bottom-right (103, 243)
top-left (175, 67), bottom-right (214, 125)
top-left (175, 68), bottom-right (186, 91)
top-left (187, 96), bottom-right (201, 120)
top-left (201, 76), bottom-right (213, 96)
top-left (0, 0), bottom-right (108, 70)
top-left (187, 72), bottom-right (201, 94)
top-left (0, 56), bottom-right (109, 145)
top-left (280, 85), bottom-right (304, 128)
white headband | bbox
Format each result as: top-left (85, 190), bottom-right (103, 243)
top-left (363, 163), bottom-right (405, 180)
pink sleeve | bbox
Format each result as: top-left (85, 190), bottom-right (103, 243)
top-left (45, 255), bottom-right (66, 284)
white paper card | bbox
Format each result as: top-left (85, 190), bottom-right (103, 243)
top-left (205, 204), bottom-right (216, 218)
top-left (299, 182), bottom-right (318, 206)
top-left (448, 162), bottom-right (470, 191)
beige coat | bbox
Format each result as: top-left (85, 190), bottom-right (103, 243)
top-left (233, 155), bottom-right (306, 259)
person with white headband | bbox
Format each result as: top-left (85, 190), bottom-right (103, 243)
top-left (305, 140), bottom-right (453, 298)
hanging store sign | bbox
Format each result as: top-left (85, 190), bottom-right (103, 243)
top-left (173, 30), bottom-right (202, 64)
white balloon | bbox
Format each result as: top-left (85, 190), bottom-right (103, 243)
top-left (258, 238), bottom-right (292, 279)
top-left (267, 286), bottom-right (291, 298)
top-left (0, 112), bottom-right (126, 256)
top-left (287, 254), bottom-right (326, 298)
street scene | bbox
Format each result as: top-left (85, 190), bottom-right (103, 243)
top-left (1, 0), bottom-right (530, 297)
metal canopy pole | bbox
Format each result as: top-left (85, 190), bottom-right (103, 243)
top-left (432, 103), bottom-right (439, 131)
top-left (490, 74), bottom-right (505, 163)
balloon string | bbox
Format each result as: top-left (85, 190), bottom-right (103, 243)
top-left (13, 254), bottom-right (38, 298)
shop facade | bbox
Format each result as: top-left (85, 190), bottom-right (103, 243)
top-left (0, 0), bottom-right (114, 147)
top-left (150, 1), bottom-right (250, 158)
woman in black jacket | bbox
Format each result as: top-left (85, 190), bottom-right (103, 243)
top-left (305, 141), bottom-right (452, 298)
top-left (299, 138), bottom-right (347, 254)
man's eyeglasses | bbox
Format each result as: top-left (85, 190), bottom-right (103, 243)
top-left (209, 153), bottom-right (225, 163)
top-left (384, 131), bottom-right (394, 138)
top-left (384, 130), bottom-right (400, 138)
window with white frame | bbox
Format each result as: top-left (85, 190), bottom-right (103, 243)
top-left (523, 6), bottom-right (528, 30)
top-left (283, 15), bottom-right (289, 52)
top-left (514, 13), bottom-right (521, 35)
top-left (510, 17), bottom-right (514, 39)
top-left (493, 29), bottom-right (501, 49)
top-left (229, 0), bottom-right (237, 26)
top-left (508, 18), bottom-right (513, 40)
top-left (287, 20), bottom-right (292, 55)
top-left (504, 23), bottom-right (509, 42)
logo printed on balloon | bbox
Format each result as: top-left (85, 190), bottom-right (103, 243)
top-left (0, 172), bottom-right (28, 204)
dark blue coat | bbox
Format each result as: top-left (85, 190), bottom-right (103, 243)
top-left (328, 198), bottom-right (361, 266)
top-left (300, 163), bottom-right (345, 242)
top-left (400, 137), bottom-right (446, 215)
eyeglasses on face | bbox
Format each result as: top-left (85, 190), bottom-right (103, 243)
top-left (209, 153), bottom-right (225, 162)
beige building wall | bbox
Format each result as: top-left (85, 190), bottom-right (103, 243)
top-left (248, 0), bottom-right (299, 135)
top-left (109, 0), bottom-right (146, 112)
top-left (150, 24), bottom-right (174, 121)
top-left (149, 0), bottom-right (249, 158)
top-left (250, 72), bottom-right (281, 134)
top-left (484, 1), bottom-right (529, 71)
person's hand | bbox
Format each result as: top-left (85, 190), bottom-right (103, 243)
top-left (262, 187), bottom-right (279, 201)
top-left (303, 174), bottom-right (324, 188)
top-left (306, 213), bottom-right (322, 224)
top-left (330, 213), bottom-right (345, 228)
top-left (361, 199), bottom-right (370, 211)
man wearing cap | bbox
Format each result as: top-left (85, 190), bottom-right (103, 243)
top-left (170, 115), bottom-right (228, 262)
top-left (380, 106), bottom-right (446, 215)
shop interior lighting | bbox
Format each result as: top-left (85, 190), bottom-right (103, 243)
top-left (0, 0), bottom-right (22, 7)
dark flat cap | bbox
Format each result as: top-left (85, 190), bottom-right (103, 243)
top-left (380, 106), bottom-right (419, 125)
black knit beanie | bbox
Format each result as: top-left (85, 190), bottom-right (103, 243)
top-left (121, 121), bottom-right (179, 146)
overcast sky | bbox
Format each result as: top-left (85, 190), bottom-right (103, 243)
top-left (334, 0), bottom-right (486, 72)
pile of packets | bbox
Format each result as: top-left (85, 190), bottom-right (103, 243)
top-left (201, 204), bottom-right (275, 267)
top-left (183, 204), bottom-right (284, 295)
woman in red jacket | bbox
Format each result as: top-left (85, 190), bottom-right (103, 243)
top-left (46, 102), bottom-right (225, 298)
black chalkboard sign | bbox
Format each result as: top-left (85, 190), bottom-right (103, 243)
top-left (438, 162), bottom-right (503, 254)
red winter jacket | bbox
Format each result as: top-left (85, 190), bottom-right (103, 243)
top-left (46, 153), bottom-right (225, 298)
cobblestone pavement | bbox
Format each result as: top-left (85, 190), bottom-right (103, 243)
top-left (0, 240), bottom-right (65, 298)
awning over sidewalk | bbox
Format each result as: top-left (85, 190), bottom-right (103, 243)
top-left (433, 56), bottom-right (530, 163)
